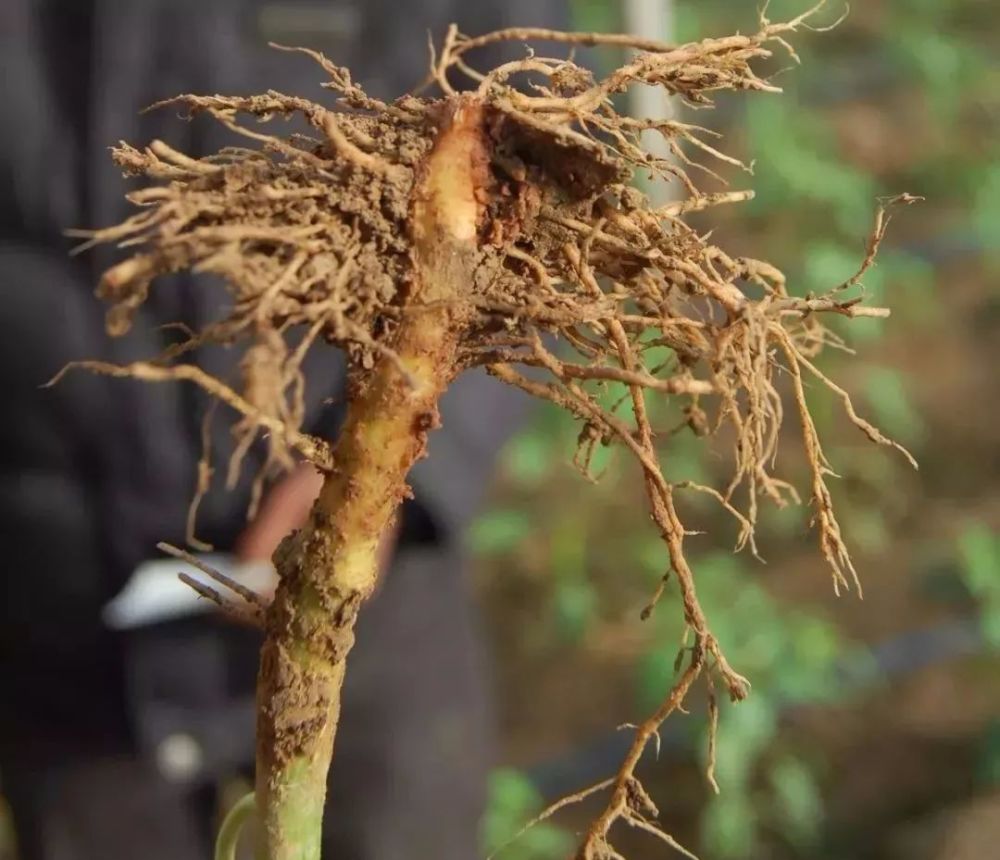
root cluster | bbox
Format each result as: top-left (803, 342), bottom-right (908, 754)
top-left (67, 4), bottom-right (916, 856)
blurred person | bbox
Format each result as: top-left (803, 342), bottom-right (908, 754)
top-left (0, 1), bottom-right (565, 858)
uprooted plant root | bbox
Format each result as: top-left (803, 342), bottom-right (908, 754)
top-left (60, 3), bottom-right (919, 857)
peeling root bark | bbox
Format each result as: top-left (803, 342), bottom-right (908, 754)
top-left (254, 96), bottom-right (487, 860)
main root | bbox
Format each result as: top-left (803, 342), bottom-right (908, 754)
top-left (70, 3), bottom-right (916, 856)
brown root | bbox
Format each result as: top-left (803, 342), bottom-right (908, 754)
top-left (70, 5), bottom-right (916, 855)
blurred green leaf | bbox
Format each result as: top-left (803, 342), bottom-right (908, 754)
top-left (503, 430), bottom-right (554, 487)
top-left (747, 98), bottom-right (875, 234)
top-left (596, 381), bottom-right (630, 414)
top-left (640, 343), bottom-right (677, 373)
top-left (863, 366), bottom-right (925, 445)
top-left (488, 768), bottom-right (538, 816)
top-left (550, 518), bottom-right (585, 577)
top-left (982, 613), bottom-right (1000, 652)
top-left (535, 399), bottom-right (578, 439)
top-left (702, 793), bottom-right (758, 860)
top-left (723, 695), bottom-right (778, 764)
top-left (893, 29), bottom-right (962, 82)
top-left (956, 523), bottom-right (1000, 647)
top-left (767, 755), bottom-right (824, 847)
top-left (761, 500), bottom-right (807, 540)
top-left (468, 509), bottom-right (533, 555)
top-left (549, 518), bottom-right (593, 640)
top-left (568, 0), bottom-right (619, 34)
top-left (977, 720), bottom-right (1000, 787)
top-left (553, 579), bottom-right (597, 642)
top-left (879, 250), bottom-right (939, 327)
top-left (586, 438), bottom-right (615, 477)
top-left (802, 242), bottom-right (883, 298)
top-left (956, 523), bottom-right (1000, 598)
top-left (702, 694), bottom-right (779, 800)
top-left (773, 612), bottom-right (845, 704)
top-left (842, 504), bottom-right (891, 556)
top-left (636, 644), bottom-right (680, 714)
top-left (482, 769), bottom-right (573, 860)
top-left (803, 241), bottom-right (889, 342)
top-left (888, 25), bottom-right (988, 121)
top-left (636, 537), bottom-right (669, 580)
top-left (674, 3), bottom-right (704, 42)
top-left (793, 614), bottom-right (841, 669)
top-left (973, 162), bottom-right (1000, 254)
top-left (661, 431), bottom-right (711, 487)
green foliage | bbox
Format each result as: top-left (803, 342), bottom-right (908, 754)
top-left (479, 1), bottom-right (998, 856)
top-left (956, 522), bottom-right (1000, 647)
top-left (878, 250), bottom-right (938, 326)
top-left (550, 515), bottom-right (595, 641)
top-left (567, 0), bottom-right (619, 34)
top-left (713, 694), bottom-right (779, 789)
top-left (636, 552), bottom-right (842, 857)
top-left (767, 755), bottom-right (825, 847)
top-left (977, 720), bottom-right (1000, 787)
top-left (973, 162), bottom-right (1000, 265)
top-left (804, 241), bottom-right (888, 341)
top-left (862, 365), bottom-right (925, 445)
top-left (956, 524), bottom-right (1000, 795)
top-left (502, 431), bottom-right (555, 487)
top-left (839, 503), bottom-right (891, 556)
top-left (468, 508), bottom-right (535, 555)
top-left (887, 3), bottom-right (993, 121)
top-left (481, 769), bottom-right (574, 860)
top-left (638, 554), bottom-right (844, 709)
top-left (747, 96), bottom-right (877, 236)
top-left (702, 792), bottom-right (758, 859)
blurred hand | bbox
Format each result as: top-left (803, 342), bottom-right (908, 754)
top-left (235, 463), bottom-right (398, 600)
top-left (235, 464), bottom-right (326, 565)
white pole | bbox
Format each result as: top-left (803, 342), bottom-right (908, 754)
top-left (623, 0), bottom-right (677, 203)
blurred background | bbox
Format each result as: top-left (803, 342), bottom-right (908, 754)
top-left (477, 1), bottom-right (1000, 858)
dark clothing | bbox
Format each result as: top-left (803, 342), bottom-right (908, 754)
top-left (1, 547), bottom-right (493, 860)
top-left (0, 1), bottom-right (564, 857)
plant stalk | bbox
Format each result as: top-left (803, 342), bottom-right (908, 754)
top-left (253, 96), bottom-right (488, 860)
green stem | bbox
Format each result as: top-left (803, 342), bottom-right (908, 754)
top-left (253, 96), bottom-right (488, 860)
